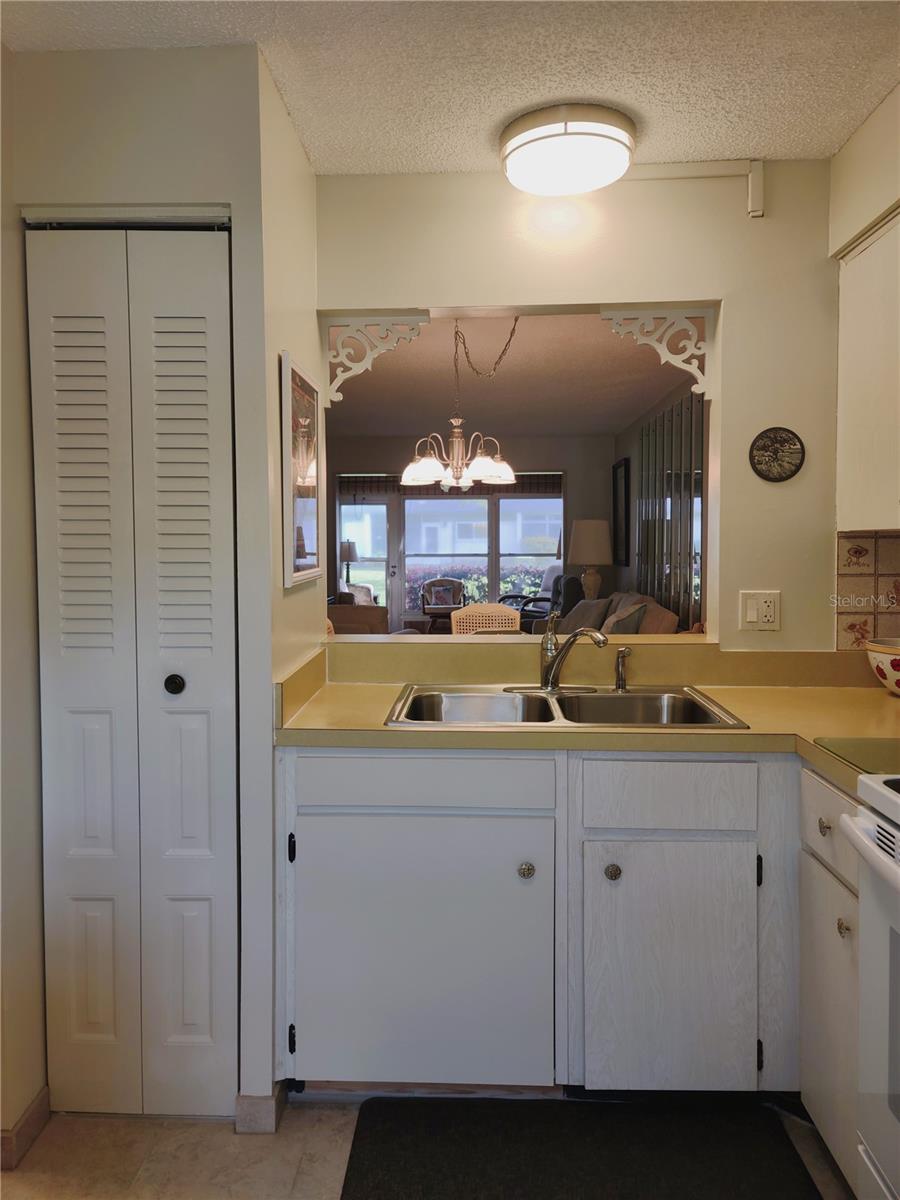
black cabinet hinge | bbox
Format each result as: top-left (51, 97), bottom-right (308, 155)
top-left (757, 1039), bottom-right (764, 1072)
top-left (288, 832), bottom-right (296, 863)
top-left (288, 1023), bottom-right (296, 1055)
top-left (757, 854), bottom-right (763, 886)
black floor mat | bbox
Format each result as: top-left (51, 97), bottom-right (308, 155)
top-left (340, 1097), bottom-right (821, 1200)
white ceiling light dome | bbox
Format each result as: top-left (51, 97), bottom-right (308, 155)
top-left (501, 104), bottom-right (636, 197)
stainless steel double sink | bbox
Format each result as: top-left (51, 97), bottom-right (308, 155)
top-left (385, 684), bottom-right (747, 729)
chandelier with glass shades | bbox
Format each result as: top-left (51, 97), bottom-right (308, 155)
top-left (401, 318), bottom-right (519, 492)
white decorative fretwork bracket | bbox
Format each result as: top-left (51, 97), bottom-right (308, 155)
top-left (602, 311), bottom-right (708, 394)
top-left (323, 312), bottom-right (431, 406)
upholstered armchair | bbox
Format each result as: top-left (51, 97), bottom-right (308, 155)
top-left (338, 579), bottom-right (377, 605)
top-left (421, 577), bottom-right (466, 632)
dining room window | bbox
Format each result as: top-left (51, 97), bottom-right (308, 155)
top-left (498, 496), bottom-right (563, 597)
top-left (337, 474), bottom-right (564, 623)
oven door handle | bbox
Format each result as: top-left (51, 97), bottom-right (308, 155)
top-left (839, 814), bottom-right (900, 893)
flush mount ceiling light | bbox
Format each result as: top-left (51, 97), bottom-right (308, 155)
top-left (500, 103), bottom-right (636, 197)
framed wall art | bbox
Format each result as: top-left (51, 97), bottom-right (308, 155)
top-left (281, 352), bottom-right (321, 587)
top-left (748, 426), bottom-right (805, 482)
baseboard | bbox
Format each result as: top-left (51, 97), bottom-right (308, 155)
top-left (301, 1081), bottom-right (565, 1101)
top-left (234, 1081), bottom-right (287, 1133)
top-left (1, 1085), bottom-right (50, 1170)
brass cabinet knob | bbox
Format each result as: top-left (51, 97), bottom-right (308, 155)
top-left (517, 862), bottom-right (536, 879)
top-left (818, 817), bottom-right (832, 837)
top-left (604, 863), bottom-right (623, 881)
top-left (837, 918), bottom-right (852, 939)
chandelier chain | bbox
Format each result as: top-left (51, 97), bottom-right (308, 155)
top-left (453, 316), bottom-right (520, 405)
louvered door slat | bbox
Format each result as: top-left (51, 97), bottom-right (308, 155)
top-left (127, 231), bottom-right (237, 1116)
top-left (26, 230), bottom-right (142, 1114)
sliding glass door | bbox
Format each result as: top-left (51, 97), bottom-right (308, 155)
top-left (338, 500), bottom-right (391, 610)
top-left (403, 497), bottom-right (489, 612)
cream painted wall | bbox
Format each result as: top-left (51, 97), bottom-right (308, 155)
top-left (259, 56), bottom-right (327, 677)
top-left (829, 85), bottom-right (900, 255)
top-left (5, 44), bottom-right (303, 1099)
top-left (1, 43), bottom-right (47, 1134)
top-left (317, 164), bottom-right (839, 650)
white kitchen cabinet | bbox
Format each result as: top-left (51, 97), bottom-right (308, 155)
top-left (290, 812), bottom-right (555, 1086)
top-left (583, 838), bottom-right (759, 1090)
top-left (800, 849), bottom-right (859, 1189)
top-left (836, 215), bottom-right (900, 531)
top-left (280, 750), bottom-right (798, 1095)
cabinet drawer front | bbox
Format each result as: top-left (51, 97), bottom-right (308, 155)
top-left (582, 760), bottom-right (758, 830)
top-left (800, 770), bottom-right (858, 891)
top-left (293, 752), bottom-right (556, 809)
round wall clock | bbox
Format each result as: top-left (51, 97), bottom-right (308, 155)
top-left (749, 426), bottom-right (805, 482)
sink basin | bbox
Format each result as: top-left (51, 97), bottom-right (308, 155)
top-left (555, 689), bottom-right (739, 726)
top-left (385, 685), bottom-right (746, 729)
top-left (397, 688), bottom-right (556, 725)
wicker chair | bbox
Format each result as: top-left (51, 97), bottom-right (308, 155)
top-left (450, 603), bottom-right (521, 635)
top-left (421, 577), bottom-right (466, 632)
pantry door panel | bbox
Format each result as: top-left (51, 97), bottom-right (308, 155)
top-left (26, 230), bottom-right (142, 1113)
top-left (127, 231), bottom-right (237, 1116)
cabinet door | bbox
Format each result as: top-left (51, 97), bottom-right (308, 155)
top-left (293, 814), bottom-right (555, 1085)
top-left (800, 850), bottom-right (859, 1188)
top-left (584, 840), bottom-right (758, 1090)
top-left (26, 230), bottom-right (142, 1113)
top-left (127, 232), bottom-right (237, 1116)
top-left (836, 218), bottom-right (900, 531)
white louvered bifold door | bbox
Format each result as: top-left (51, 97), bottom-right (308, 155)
top-left (26, 230), bottom-right (143, 1113)
top-left (126, 232), bottom-right (237, 1116)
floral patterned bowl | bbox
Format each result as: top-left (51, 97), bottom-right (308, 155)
top-left (865, 639), bottom-right (900, 697)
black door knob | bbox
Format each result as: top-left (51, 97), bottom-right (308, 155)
top-left (164, 674), bottom-right (186, 695)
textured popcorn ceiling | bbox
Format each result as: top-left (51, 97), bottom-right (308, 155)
top-left (327, 315), bottom-right (689, 436)
top-left (2, 1), bottom-right (898, 174)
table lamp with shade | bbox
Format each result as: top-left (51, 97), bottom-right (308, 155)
top-left (567, 519), bottom-right (612, 601)
top-left (339, 539), bottom-right (359, 585)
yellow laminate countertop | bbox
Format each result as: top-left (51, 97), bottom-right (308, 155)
top-left (277, 684), bottom-right (900, 796)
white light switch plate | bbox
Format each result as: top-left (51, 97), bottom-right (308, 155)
top-left (739, 590), bottom-right (781, 631)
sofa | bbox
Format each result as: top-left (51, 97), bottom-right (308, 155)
top-left (533, 591), bottom-right (680, 636)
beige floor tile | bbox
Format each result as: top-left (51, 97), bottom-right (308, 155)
top-left (2, 1113), bottom-right (164, 1199)
top-left (285, 1103), bottom-right (358, 1200)
top-left (126, 1116), bottom-right (307, 1200)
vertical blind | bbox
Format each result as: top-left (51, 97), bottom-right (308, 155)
top-left (637, 391), bottom-right (707, 630)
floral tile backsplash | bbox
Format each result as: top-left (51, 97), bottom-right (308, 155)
top-left (836, 530), bottom-right (900, 648)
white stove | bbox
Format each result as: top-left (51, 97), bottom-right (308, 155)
top-left (858, 775), bottom-right (900, 830)
top-left (840, 775), bottom-right (900, 1200)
